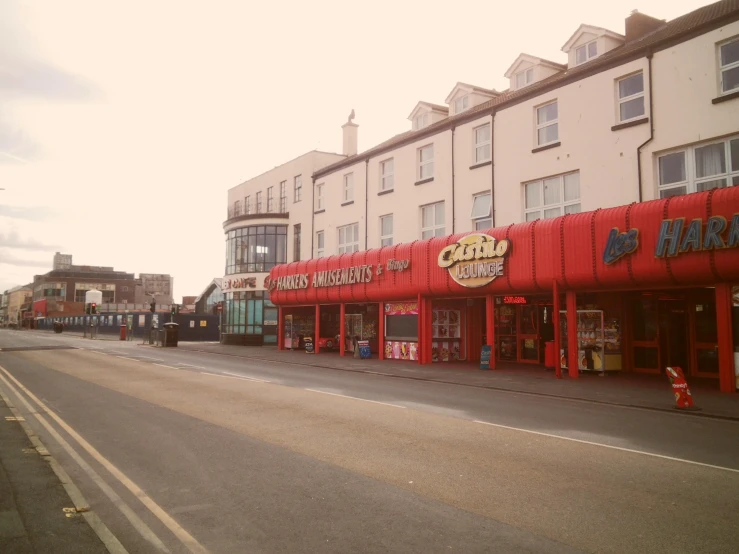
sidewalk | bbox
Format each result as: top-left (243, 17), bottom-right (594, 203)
top-left (178, 342), bottom-right (739, 421)
top-left (0, 396), bottom-right (108, 553)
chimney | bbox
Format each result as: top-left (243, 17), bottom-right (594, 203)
top-left (625, 10), bottom-right (665, 42)
top-left (341, 109), bottom-right (358, 157)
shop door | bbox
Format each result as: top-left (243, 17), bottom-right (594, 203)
top-left (658, 300), bottom-right (689, 373)
top-left (345, 314), bottom-right (363, 351)
top-left (692, 299), bottom-right (719, 377)
top-left (518, 304), bottom-right (539, 363)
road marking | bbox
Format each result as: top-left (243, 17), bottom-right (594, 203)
top-left (473, 419), bottom-right (739, 474)
top-left (199, 372), bottom-right (268, 383)
top-left (221, 371), bottom-right (270, 383)
top-left (153, 363), bottom-right (179, 370)
top-left (0, 364), bottom-right (210, 554)
top-left (305, 388), bottom-right (406, 409)
top-left (115, 356), bottom-right (136, 361)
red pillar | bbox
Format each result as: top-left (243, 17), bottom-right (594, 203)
top-left (314, 304), bottom-right (321, 354)
top-left (339, 303), bottom-right (346, 357)
top-left (553, 280), bottom-right (562, 379)
top-left (566, 291), bottom-right (579, 379)
top-left (716, 284), bottom-right (736, 394)
top-left (485, 295), bottom-right (495, 370)
top-left (378, 303), bottom-right (385, 361)
top-left (277, 306), bottom-right (284, 350)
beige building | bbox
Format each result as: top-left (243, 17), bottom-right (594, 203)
top-left (5, 285), bottom-right (32, 327)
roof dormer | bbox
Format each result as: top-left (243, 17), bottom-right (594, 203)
top-left (408, 101), bottom-right (449, 131)
top-left (504, 54), bottom-right (566, 91)
top-left (561, 24), bottom-right (625, 68)
top-left (444, 82), bottom-right (500, 115)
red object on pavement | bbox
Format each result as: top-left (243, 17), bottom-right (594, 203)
top-left (666, 367), bottom-right (695, 409)
top-left (544, 341), bottom-right (555, 369)
top-left (120, 324), bottom-right (126, 341)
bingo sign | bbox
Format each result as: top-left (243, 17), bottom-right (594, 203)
top-left (438, 234), bottom-right (512, 288)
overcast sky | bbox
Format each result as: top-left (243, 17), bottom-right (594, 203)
top-left (0, 0), bottom-right (711, 298)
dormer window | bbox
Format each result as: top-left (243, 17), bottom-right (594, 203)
top-left (415, 113), bottom-right (430, 130)
top-left (576, 41), bottom-right (598, 65)
top-left (515, 68), bottom-right (534, 89)
top-left (454, 95), bottom-right (469, 114)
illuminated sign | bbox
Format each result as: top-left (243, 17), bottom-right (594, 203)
top-left (656, 214), bottom-right (739, 257)
top-left (222, 277), bottom-right (257, 292)
top-left (437, 234), bottom-right (511, 288)
top-left (503, 296), bottom-right (527, 304)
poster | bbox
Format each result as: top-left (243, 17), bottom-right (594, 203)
top-left (190, 320), bottom-right (195, 328)
top-left (200, 320), bottom-right (207, 327)
top-left (138, 314), bottom-right (145, 326)
top-left (384, 302), bottom-right (419, 315)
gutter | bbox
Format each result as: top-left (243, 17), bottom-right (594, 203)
top-left (365, 159), bottom-right (369, 249)
top-left (451, 127), bottom-right (456, 233)
top-left (491, 111), bottom-right (496, 227)
top-left (636, 51), bottom-right (654, 204)
top-left (311, 176), bottom-right (316, 258)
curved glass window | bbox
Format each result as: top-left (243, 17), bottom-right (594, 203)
top-left (225, 225), bottom-right (287, 274)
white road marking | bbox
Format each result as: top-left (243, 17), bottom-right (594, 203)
top-left (474, 419), bottom-right (739, 474)
top-left (221, 371), bottom-right (270, 383)
top-left (199, 372), bottom-right (268, 383)
top-left (0, 364), bottom-right (210, 554)
top-left (305, 388), bottom-right (406, 409)
top-left (115, 356), bottom-right (135, 360)
top-left (153, 363), bottom-right (179, 370)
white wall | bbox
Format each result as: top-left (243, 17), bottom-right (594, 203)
top-left (642, 21), bottom-right (739, 200)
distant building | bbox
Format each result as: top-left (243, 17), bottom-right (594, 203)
top-left (53, 252), bottom-right (73, 270)
top-left (194, 278), bottom-right (223, 315)
top-left (180, 296), bottom-right (197, 314)
top-left (4, 285), bottom-right (32, 327)
top-left (135, 274), bottom-right (174, 306)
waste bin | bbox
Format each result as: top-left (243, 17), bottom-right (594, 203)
top-left (162, 322), bottom-right (179, 347)
top-left (544, 340), bottom-right (555, 369)
top-left (120, 324), bottom-right (126, 341)
top-left (53, 322), bottom-right (63, 334)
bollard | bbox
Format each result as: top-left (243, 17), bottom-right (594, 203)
top-left (665, 366), bottom-right (700, 411)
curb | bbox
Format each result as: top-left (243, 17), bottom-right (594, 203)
top-left (178, 347), bottom-right (739, 423)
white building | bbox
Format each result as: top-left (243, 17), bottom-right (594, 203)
top-left (222, 0), bottom-right (739, 343)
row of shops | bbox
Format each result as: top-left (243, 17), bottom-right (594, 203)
top-left (268, 188), bottom-right (739, 392)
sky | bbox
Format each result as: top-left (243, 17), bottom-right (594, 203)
top-left (0, 0), bottom-right (713, 299)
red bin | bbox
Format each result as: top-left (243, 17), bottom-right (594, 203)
top-left (544, 340), bottom-right (555, 369)
top-left (120, 324), bottom-right (127, 341)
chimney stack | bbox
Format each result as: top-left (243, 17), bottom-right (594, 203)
top-left (625, 10), bottom-right (665, 42)
top-left (342, 109), bottom-right (358, 157)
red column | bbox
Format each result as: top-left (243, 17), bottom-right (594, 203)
top-left (716, 283), bottom-right (736, 394)
top-left (378, 303), bottom-right (385, 361)
top-left (566, 291), bottom-right (579, 379)
top-left (485, 295), bottom-right (495, 370)
top-left (553, 280), bottom-right (562, 379)
top-left (315, 304), bottom-right (321, 354)
top-left (339, 303), bottom-right (346, 357)
top-left (277, 306), bottom-right (284, 350)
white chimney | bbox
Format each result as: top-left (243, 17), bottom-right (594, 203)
top-left (342, 110), bottom-right (358, 156)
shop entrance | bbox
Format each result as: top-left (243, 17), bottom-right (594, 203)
top-left (658, 299), bottom-right (689, 371)
top-left (495, 298), bottom-right (553, 364)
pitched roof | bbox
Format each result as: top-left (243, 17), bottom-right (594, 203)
top-left (561, 24), bottom-right (625, 52)
top-left (445, 82), bottom-right (500, 103)
top-left (315, 0), bottom-right (739, 178)
top-left (504, 53), bottom-right (567, 78)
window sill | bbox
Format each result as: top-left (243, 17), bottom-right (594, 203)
top-left (378, 189), bottom-right (394, 196)
top-left (531, 142), bottom-right (561, 154)
top-left (712, 90), bottom-right (739, 104)
top-left (341, 200), bottom-right (354, 207)
top-left (415, 177), bottom-right (434, 186)
top-left (314, 209), bottom-right (325, 215)
top-left (469, 160), bottom-right (492, 170)
top-left (611, 117), bottom-right (649, 131)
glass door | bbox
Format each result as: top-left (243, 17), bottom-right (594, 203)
top-left (495, 305), bottom-right (517, 362)
top-left (518, 305), bottom-right (539, 363)
top-left (692, 299), bottom-right (719, 377)
top-left (631, 294), bottom-right (660, 373)
top-left (345, 314), bottom-right (362, 352)
top-left (658, 299), bottom-right (689, 374)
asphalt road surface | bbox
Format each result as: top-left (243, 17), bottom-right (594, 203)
top-left (1, 329), bottom-right (738, 554)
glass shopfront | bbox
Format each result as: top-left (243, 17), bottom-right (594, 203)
top-left (226, 225), bottom-right (287, 274)
top-left (222, 291), bottom-right (277, 343)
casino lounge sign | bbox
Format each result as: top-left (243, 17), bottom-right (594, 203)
top-left (438, 233), bottom-right (512, 288)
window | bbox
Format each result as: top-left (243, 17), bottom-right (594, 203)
top-left (515, 68), bottom-right (534, 89)
top-left (418, 144), bottom-right (434, 180)
top-left (380, 159), bottom-right (394, 191)
top-left (245, 196), bottom-right (251, 215)
top-left (293, 224), bottom-right (301, 261)
top-left (414, 113), bottom-right (429, 130)
top-left (471, 192), bottom-right (492, 230)
top-left (279, 181), bottom-right (287, 212)
top-left (536, 101), bottom-right (558, 146)
top-left (233, 200), bottom-right (242, 217)
top-left (454, 95), bottom-right (469, 114)
top-left (338, 223), bottom-right (359, 254)
top-left (256, 191), bottom-right (262, 214)
top-left (617, 72), bottom-right (645, 122)
top-left (315, 183), bottom-right (324, 211)
top-left (524, 172), bottom-right (581, 221)
top-left (343, 173), bottom-right (354, 203)
top-left (421, 202), bottom-right (445, 239)
top-left (474, 124), bottom-right (491, 163)
top-left (657, 136), bottom-right (739, 198)
top-left (294, 175), bottom-right (302, 202)
top-left (267, 186), bottom-right (274, 212)
top-left (380, 214), bottom-right (393, 247)
top-left (719, 38), bottom-right (739, 94)
top-left (576, 41), bottom-right (598, 65)
top-left (225, 226), bottom-right (287, 274)
top-left (316, 231), bottom-right (324, 257)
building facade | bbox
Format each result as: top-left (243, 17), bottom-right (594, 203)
top-left (194, 278), bottom-right (223, 315)
top-left (4, 285), bottom-right (32, 328)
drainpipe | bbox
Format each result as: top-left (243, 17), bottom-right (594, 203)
top-left (311, 176), bottom-right (316, 257)
top-left (451, 127), bottom-right (456, 233)
top-left (490, 111), bottom-right (496, 227)
top-left (636, 51), bottom-right (654, 204)
top-left (365, 159), bottom-right (369, 249)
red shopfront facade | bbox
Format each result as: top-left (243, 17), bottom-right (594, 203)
top-left (268, 188), bottom-right (739, 393)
